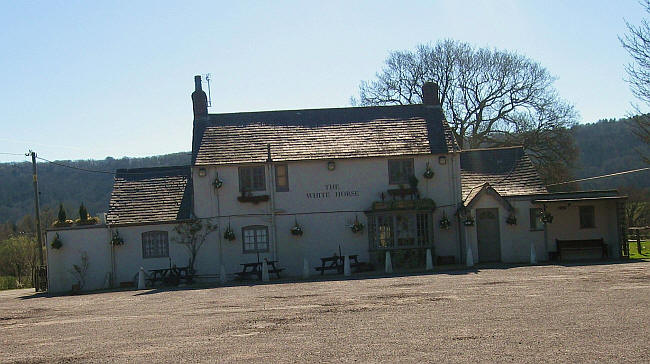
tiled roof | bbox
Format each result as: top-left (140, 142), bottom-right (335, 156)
top-left (106, 166), bottom-right (192, 225)
top-left (460, 147), bottom-right (547, 199)
top-left (193, 104), bottom-right (459, 165)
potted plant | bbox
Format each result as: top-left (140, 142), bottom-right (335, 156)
top-left (463, 215), bottom-right (475, 226)
top-left (350, 216), bottom-right (364, 233)
top-left (223, 226), bottom-right (236, 241)
top-left (423, 162), bottom-right (434, 179)
top-left (506, 214), bottom-right (517, 225)
top-left (51, 233), bottom-right (63, 249)
top-left (52, 203), bottom-right (73, 227)
top-left (110, 230), bottom-right (124, 246)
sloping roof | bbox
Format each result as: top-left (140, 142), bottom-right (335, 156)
top-left (106, 166), bottom-right (192, 225)
top-left (460, 146), bottom-right (547, 199)
top-left (463, 182), bottom-right (514, 211)
top-left (193, 104), bottom-right (459, 165)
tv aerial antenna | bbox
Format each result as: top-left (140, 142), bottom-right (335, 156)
top-left (203, 73), bottom-right (212, 108)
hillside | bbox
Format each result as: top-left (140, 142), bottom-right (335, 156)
top-left (0, 118), bottom-right (648, 225)
top-left (0, 152), bottom-right (190, 225)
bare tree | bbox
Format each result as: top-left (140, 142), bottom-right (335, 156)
top-left (354, 40), bottom-right (578, 184)
top-left (172, 219), bottom-right (217, 273)
top-left (620, 0), bottom-right (650, 163)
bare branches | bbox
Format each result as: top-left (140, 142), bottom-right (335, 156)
top-left (620, 1), bottom-right (650, 164)
top-left (357, 40), bottom-right (578, 184)
top-left (173, 219), bottom-right (218, 273)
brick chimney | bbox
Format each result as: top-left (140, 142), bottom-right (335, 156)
top-left (191, 75), bottom-right (208, 120)
top-left (422, 82), bottom-right (440, 106)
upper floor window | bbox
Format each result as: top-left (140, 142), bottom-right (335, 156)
top-left (388, 158), bottom-right (414, 185)
top-left (579, 206), bottom-right (595, 228)
top-left (242, 225), bottom-right (269, 253)
top-left (529, 208), bottom-right (544, 231)
top-left (275, 164), bottom-right (289, 192)
top-left (239, 165), bottom-right (266, 192)
top-left (142, 231), bottom-right (169, 258)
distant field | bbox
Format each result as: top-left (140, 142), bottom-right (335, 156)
top-left (628, 240), bottom-right (650, 259)
top-left (0, 276), bottom-right (29, 291)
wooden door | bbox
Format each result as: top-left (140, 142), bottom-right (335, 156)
top-left (476, 208), bottom-right (501, 262)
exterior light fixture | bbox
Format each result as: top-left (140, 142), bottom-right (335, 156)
top-left (327, 161), bottom-right (336, 171)
top-left (438, 156), bottom-right (447, 165)
top-left (198, 168), bottom-right (207, 177)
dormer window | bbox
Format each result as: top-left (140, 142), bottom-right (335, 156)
top-left (239, 165), bottom-right (266, 192)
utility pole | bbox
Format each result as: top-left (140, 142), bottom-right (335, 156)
top-left (27, 150), bottom-right (45, 291)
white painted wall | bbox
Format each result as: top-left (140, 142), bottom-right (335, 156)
top-left (465, 195), bottom-right (545, 263)
top-left (193, 153), bottom-right (462, 275)
top-left (46, 225), bottom-right (111, 293)
top-left (542, 200), bottom-right (621, 258)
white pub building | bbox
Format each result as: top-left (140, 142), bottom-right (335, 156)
top-left (45, 77), bottom-right (628, 293)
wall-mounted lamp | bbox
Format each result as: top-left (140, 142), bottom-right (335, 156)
top-left (198, 167), bottom-right (207, 177)
top-left (438, 156), bottom-right (447, 165)
top-left (327, 161), bottom-right (336, 171)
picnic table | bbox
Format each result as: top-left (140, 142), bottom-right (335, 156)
top-left (315, 254), bottom-right (361, 275)
top-left (235, 260), bottom-right (284, 280)
top-left (147, 266), bottom-right (194, 286)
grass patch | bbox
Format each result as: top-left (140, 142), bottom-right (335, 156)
top-left (628, 240), bottom-right (650, 260)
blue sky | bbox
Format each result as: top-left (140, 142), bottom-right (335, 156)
top-left (0, 0), bottom-right (646, 163)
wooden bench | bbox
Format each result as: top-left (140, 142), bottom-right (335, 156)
top-left (555, 238), bottom-right (608, 261)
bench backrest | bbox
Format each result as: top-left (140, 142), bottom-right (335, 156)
top-left (556, 238), bottom-right (604, 249)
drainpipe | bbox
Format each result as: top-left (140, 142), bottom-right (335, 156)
top-left (449, 152), bottom-right (464, 264)
top-left (108, 226), bottom-right (115, 288)
top-left (266, 145), bottom-right (279, 262)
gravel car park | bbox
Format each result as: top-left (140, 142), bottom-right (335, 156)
top-left (1, 262), bottom-right (649, 363)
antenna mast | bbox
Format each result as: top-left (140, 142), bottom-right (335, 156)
top-left (204, 73), bottom-right (212, 107)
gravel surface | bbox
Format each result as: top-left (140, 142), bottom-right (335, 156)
top-left (1, 262), bottom-right (649, 363)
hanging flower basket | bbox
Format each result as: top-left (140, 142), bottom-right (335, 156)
top-left (51, 233), bottom-right (63, 249)
top-left (290, 221), bottom-right (303, 236)
top-left (541, 212), bottom-right (554, 224)
top-left (213, 175), bottom-right (223, 189)
top-left (223, 227), bottom-right (236, 241)
top-left (439, 217), bottom-right (451, 229)
top-left (110, 230), bottom-right (124, 246)
top-left (506, 214), bottom-right (517, 225)
top-left (463, 216), bottom-right (475, 226)
top-left (350, 217), bottom-right (364, 233)
top-left (423, 162), bottom-right (434, 179)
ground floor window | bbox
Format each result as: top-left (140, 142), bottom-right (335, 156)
top-left (242, 225), bottom-right (269, 253)
top-left (142, 231), bottom-right (169, 258)
top-left (580, 206), bottom-right (595, 228)
top-left (368, 212), bottom-right (432, 249)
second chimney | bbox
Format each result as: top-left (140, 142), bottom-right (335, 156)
top-left (422, 82), bottom-right (440, 106)
top-left (191, 75), bottom-right (208, 120)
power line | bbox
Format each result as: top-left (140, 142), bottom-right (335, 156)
top-left (547, 167), bottom-right (650, 187)
top-left (34, 156), bottom-right (188, 175)
top-left (0, 152), bottom-right (26, 156)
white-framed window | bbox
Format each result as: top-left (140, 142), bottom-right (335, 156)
top-left (388, 158), bottom-right (414, 185)
top-left (275, 164), bottom-right (289, 192)
top-left (529, 208), bottom-right (544, 231)
top-left (368, 212), bottom-right (432, 249)
top-left (579, 206), bottom-right (595, 229)
top-left (142, 231), bottom-right (169, 258)
top-left (242, 225), bottom-right (269, 253)
top-left (239, 165), bottom-right (266, 192)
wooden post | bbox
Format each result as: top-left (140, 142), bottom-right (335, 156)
top-left (636, 229), bottom-right (642, 255)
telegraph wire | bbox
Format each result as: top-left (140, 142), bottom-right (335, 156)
top-left (34, 156), bottom-right (188, 176)
top-left (546, 167), bottom-right (650, 186)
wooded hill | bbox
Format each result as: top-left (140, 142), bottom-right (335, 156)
top-left (0, 118), bottom-right (648, 226)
